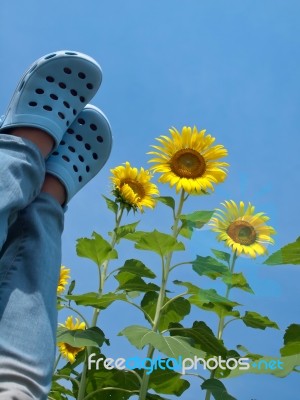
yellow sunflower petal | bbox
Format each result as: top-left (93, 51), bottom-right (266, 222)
top-left (57, 316), bottom-right (86, 364)
top-left (148, 126), bottom-right (228, 195)
top-left (210, 200), bottom-right (275, 258)
top-left (110, 162), bottom-right (159, 211)
top-left (57, 266), bottom-right (71, 294)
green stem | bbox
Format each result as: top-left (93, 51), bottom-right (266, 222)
top-left (160, 291), bottom-right (188, 312)
top-left (124, 299), bottom-right (154, 326)
top-left (223, 317), bottom-right (240, 329)
top-left (169, 261), bottom-right (193, 272)
top-left (77, 205), bottom-right (125, 400)
top-left (205, 251), bottom-right (238, 400)
top-left (53, 374), bottom-right (80, 388)
top-left (216, 251), bottom-right (238, 340)
top-left (138, 189), bottom-right (186, 400)
top-left (124, 368), bottom-right (144, 386)
top-left (184, 372), bottom-right (206, 381)
top-left (53, 353), bottom-right (61, 373)
top-left (105, 266), bottom-right (122, 281)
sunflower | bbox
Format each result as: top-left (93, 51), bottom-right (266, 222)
top-left (57, 266), bottom-right (70, 294)
top-left (110, 161), bottom-right (159, 211)
top-left (210, 200), bottom-right (276, 258)
top-left (57, 316), bottom-right (86, 364)
top-left (148, 126), bottom-right (228, 194)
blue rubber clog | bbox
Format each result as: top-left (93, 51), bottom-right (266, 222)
top-left (46, 104), bottom-right (112, 202)
top-left (0, 50), bottom-right (102, 149)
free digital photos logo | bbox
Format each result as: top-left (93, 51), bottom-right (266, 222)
top-left (88, 354), bottom-right (284, 375)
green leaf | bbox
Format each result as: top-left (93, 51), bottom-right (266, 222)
top-left (84, 353), bottom-right (189, 399)
top-left (156, 196), bottom-right (175, 211)
top-left (122, 230), bottom-right (147, 242)
top-left (118, 259), bottom-right (156, 278)
top-left (192, 256), bottom-right (228, 280)
top-left (236, 344), bottom-right (263, 361)
top-left (281, 324), bottom-right (300, 356)
top-left (126, 230), bottom-right (185, 257)
top-left (127, 291), bottom-right (140, 299)
top-left (168, 321), bottom-right (227, 357)
top-left (114, 221), bottom-right (140, 243)
top-left (56, 301), bottom-right (65, 311)
top-left (119, 325), bottom-right (206, 359)
top-left (180, 210), bottom-right (214, 226)
top-left (57, 326), bottom-right (106, 347)
top-left (67, 292), bottom-right (127, 309)
top-left (275, 354), bottom-right (300, 376)
top-left (76, 232), bottom-right (117, 266)
top-left (84, 361), bottom-right (140, 400)
top-left (284, 323), bottom-right (300, 344)
top-left (264, 237), bottom-right (300, 265)
top-left (242, 311), bottom-right (279, 330)
top-left (211, 249), bottom-right (231, 264)
top-left (228, 354), bottom-right (300, 378)
top-left (213, 349), bottom-right (242, 379)
top-left (115, 272), bottom-right (160, 292)
top-left (141, 292), bottom-right (191, 331)
top-left (149, 368), bottom-right (189, 396)
top-left (174, 281), bottom-right (240, 317)
top-left (179, 211), bottom-right (214, 238)
top-left (201, 379), bottom-right (237, 400)
top-left (49, 381), bottom-right (73, 400)
top-left (193, 258), bottom-right (253, 292)
top-left (102, 195), bottom-right (118, 215)
top-left (222, 272), bottom-right (254, 293)
top-left (146, 395), bottom-right (168, 400)
top-left (67, 279), bottom-right (76, 296)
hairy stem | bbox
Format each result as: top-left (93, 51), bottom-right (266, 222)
top-left (216, 251), bottom-right (238, 340)
top-left (77, 205), bottom-right (125, 400)
top-left (169, 261), bottom-right (193, 272)
top-left (139, 190), bottom-right (186, 400)
top-left (53, 354), bottom-right (61, 374)
top-left (205, 251), bottom-right (238, 400)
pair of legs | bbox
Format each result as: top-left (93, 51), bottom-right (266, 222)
top-left (0, 130), bottom-right (65, 400)
top-left (0, 50), bottom-right (112, 399)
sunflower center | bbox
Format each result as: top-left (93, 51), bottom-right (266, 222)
top-left (122, 179), bottom-right (145, 199)
top-left (170, 149), bottom-right (206, 178)
top-left (227, 220), bottom-right (257, 246)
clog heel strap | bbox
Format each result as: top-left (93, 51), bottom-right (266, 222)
top-left (46, 105), bottom-right (112, 203)
top-left (0, 50), bottom-right (102, 150)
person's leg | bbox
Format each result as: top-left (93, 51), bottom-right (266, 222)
top-left (41, 173), bottom-right (66, 206)
top-left (0, 105), bottom-right (112, 400)
top-left (0, 192), bottom-right (64, 400)
top-left (12, 127), bottom-right (54, 158)
top-left (0, 133), bottom-right (46, 250)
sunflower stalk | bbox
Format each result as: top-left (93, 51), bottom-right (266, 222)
top-left (204, 251), bottom-right (238, 400)
top-left (77, 205), bottom-right (125, 400)
top-left (215, 251), bottom-right (238, 341)
top-left (138, 189), bottom-right (186, 400)
top-left (53, 353), bottom-right (61, 374)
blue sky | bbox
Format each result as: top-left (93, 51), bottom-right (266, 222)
top-left (1, 1), bottom-right (300, 399)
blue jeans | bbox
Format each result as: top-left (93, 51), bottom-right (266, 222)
top-left (0, 134), bottom-right (64, 400)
